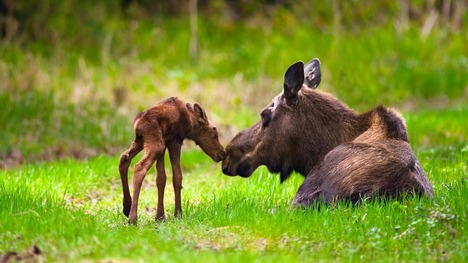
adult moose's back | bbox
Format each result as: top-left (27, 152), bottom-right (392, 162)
top-left (222, 59), bottom-right (433, 206)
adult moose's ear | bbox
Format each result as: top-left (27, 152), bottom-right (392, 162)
top-left (193, 103), bottom-right (208, 122)
top-left (284, 61), bottom-right (305, 101)
top-left (186, 102), bottom-right (193, 111)
top-left (303, 58), bottom-right (321, 89)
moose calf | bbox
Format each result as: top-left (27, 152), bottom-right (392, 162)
top-left (222, 59), bottom-right (433, 206)
top-left (119, 97), bottom-right (226, 224)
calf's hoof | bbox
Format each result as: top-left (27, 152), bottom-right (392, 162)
top-left (128, 217), bottom-right (137, 225)
top-left (123, 205), bottom-right (131, 217)
top-left (174, 211), bottom-right (182, 219)
top-left (156, 213), bottom-right (166, 222)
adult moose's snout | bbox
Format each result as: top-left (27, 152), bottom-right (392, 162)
top-left (221, 158), bottom-right (235, 176)
top-left (221, 159), bottom-right (229, 175)
top-left (215, 150), bottom-right (227, 162)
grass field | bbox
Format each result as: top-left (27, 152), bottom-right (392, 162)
top-left (0, 106), bottom-right (466, 262)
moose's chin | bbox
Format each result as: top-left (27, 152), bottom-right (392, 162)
top-left (236, 161), bottom-right (255, 178)
top-left (221, 162), bottom-right (237, 176)
top-left (237, 169), bottom-right (253, 178)
top-left (222, 162), bottom-right (254, 177)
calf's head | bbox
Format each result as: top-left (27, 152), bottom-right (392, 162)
top-left (188, 103), bottom-right (226, 162)
top-left (222, 59), bottom-right (344, 182)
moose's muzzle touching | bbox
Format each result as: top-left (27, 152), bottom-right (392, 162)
top-left (119, 97), bottom-right (226, 225)
top-left (222, 59), bottom-right (433, 206)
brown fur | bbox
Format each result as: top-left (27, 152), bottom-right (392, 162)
top-left (293, 106), bottom-right (432, 206)
top-left (119, 97), bottom-right (226, 224)
top-left (222, 59), bottom-right (433, 207)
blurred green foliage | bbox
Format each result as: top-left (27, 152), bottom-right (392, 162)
top-left (0, 0), bottom-right (466, 166)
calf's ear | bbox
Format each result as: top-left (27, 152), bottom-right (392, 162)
top-left (303, 58), bottom-right (321, 89)
top-left (284, 61), bottom-right (304, 101)
top-left (194, 103), bottom-right (208, 122)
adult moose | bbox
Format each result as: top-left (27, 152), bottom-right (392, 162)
top-left (119, 97), bottom-right (226, 225)
top-left (222, 59), bottom-right (433, 206)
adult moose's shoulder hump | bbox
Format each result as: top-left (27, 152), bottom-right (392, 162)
top-left (222, 59), bottom-right (433, 207)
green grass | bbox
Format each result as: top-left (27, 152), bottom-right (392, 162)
top-left (0, 140), bottom-right (466, 261)
top-left (405, 106), bottom-right (467, 148)
top-left (0, 90), bottom-right (131, 161)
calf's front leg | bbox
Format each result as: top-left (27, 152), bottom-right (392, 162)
top-left (155, 150), bottom-right (167, 221)
top-left (168, 142), bottom-right (183, 218)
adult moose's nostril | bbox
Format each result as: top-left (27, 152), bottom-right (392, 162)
top-left (222, 162), bottom-right (232, 175)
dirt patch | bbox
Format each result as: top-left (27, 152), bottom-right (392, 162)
top-left (0, 145), bottom-right (121, 170)
top-left (0, 245), bottom-right (41, 263)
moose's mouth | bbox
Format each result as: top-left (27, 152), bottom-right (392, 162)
top-left (222, 157), bottom-right (255, 177)
top-left (213, 150), bottom-right (227, 163)
top-left (221, 159), bottom-right (235, 176)
top-left (236, 160), bottom-right (254, 177)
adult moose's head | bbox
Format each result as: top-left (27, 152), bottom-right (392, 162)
top-left (222, 59), bottom-right (368, 182)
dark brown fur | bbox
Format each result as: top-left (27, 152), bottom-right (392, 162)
top-left (119, 97), bottom-right (226, 224)
top-left (222, 59), bottom-right (433, 207)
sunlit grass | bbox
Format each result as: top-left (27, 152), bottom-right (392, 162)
top-left (0, 145), bottom-right (466, 262)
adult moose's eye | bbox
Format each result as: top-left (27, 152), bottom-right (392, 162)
top-left (261, 108), bottom-right (272, 127)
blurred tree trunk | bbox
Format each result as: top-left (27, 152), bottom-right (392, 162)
top-left (332, 0), bottom-right (341, 36)
top-left (0, 0), bottom-right (16, 40)
top-left (442, 0), bottom-right (451, 22)
top-left (451, 0), bottom-right (465, 29)
top-left (399, 0), bottom-right (409, 30)
top-left (189, 0), bottom-right (198, 62)
top-left (421, 0), bottom-right (438, 40)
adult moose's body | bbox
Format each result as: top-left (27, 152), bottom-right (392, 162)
top-left (222, 59), bottom-right (433, 206)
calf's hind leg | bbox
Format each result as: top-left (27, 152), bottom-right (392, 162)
top-left (128, 141), bottom-right (163, 225)
top-left (119, 136), bottom-right (143, 217)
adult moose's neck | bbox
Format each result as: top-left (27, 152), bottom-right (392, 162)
top-left (291, 89), bottom-right (367, 176)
